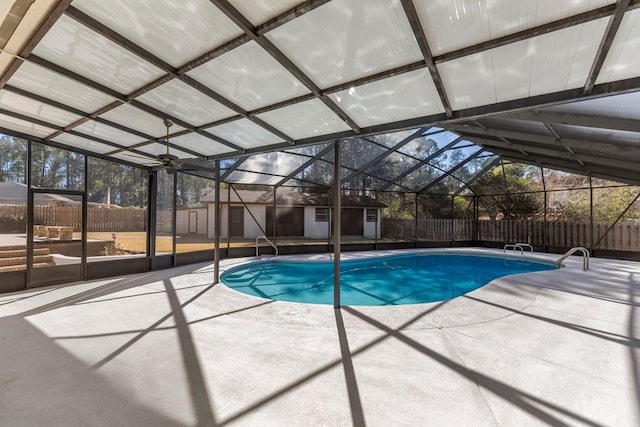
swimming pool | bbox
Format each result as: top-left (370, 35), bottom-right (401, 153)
top-left (220, 253), bottom-right (555, 306)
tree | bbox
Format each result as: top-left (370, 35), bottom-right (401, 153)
top-left (0, 135), bottom-right (27, 183)
top-left (472, 164), bottom-right (542, 220)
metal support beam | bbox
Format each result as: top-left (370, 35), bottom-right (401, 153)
top-left (465, 135), bottom-right (640, 172)
top-left (148, 171), bottom-right (158, 267)
top-left (589, 176), bottom-right (594, 251)
top-left (172, 172), bottom-right (177, 265)
top-left (414, 192), bottom-right (419, 246)
top-left (584, 0), bottom-right (631, 94)
top-left (230, 186), bottom-right (269, 236)
top-left (400, 0), bottom-right (452, 117)
top-left (499, 153), bottom-right (640, 185)
top-left (26, 140), bottom-right (33, 287)
top-left (274, 144), bottom-right (335, 188)
top-left (81, 155), bottom-right (88, 279)
top-left (341, 127), bottom-right (430, 183)
top-left (541, 166), bottom-right (548, 252)
top-left (0, 0), bottom-right (73, 88)
top-left (209, 0), bottom-right (360, 133)
top-left (417, 149), bottom-right (484, 193)
top-left (433, 2), bottom-right (639, 64)
top-left (506, 109), bottom-right (640, 134)
top-left (333, 140), bottom-right (341, 309)
top-left (378, 138), bottom-right (462, 191)
top-left (219, 158), bottom-right (247, 181)
top-left (214, 160), bottom-right (221, 284)
top-left (593, 190), bottom-right (640, 249)
top-left (453, 157), bottom-right (501, 196)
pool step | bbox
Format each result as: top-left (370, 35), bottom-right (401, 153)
top-left (0, 255), bottom-right (53, 267)
top-left (0, 262), bottom-right (54, 273)
top-left (0, 248), bottom-right (49, 258)
top-left (0, 246), bottom-right (54, 273)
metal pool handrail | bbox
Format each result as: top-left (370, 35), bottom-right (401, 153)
top-left (256, 235), bottom-right (278, 259)
top-left (515, 243), bottom-right (533, 252)
top-left (555, 246), bottom-right (590, 271)
top-left (503, 244), bottom-right (523, 254)
top-left (504, 243), bottom-right (534, 254)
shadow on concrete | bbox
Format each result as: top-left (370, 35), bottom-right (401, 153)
top-left (48, 299), bottom-right (276, 341)
top-left (334, 308), bottom-right (366, 427)
top-left (342, 306), bottom-right (605, 427)
top-left (627, 271), bottom-right (640, 424)
top-left (218, 301), bottom-right (447, 426)
top-left (0, 287), bottom-right (59, 307)
top-left (0, 315), bottom-right (182, 426)
top-left (464, 295), bottom-right (632, 346)
top-left (91, 282), bottom-right (215, 370)
top-left (19, 263), bottom-right (208, 317)
top-left (163, 279), bottom-right (218, 426)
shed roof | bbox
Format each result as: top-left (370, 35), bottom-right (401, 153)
top-left (200, 189), bottom-right (385, 208)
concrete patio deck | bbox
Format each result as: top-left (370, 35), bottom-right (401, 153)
top-left (0, 248), bottom-right (638, 426)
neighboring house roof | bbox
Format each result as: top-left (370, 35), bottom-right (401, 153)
top-left (199, 189), bottom-right (385, 208)
top-left (0, 182), bottom-right (28, 204)
top-left (0, 182), bottom-right (78, 205)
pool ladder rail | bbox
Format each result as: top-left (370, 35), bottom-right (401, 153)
top-left (503, 243), bottom-right (534, 254)
top-left (555, 246), bottom-right (590, 271)
top-left (256, 235), bottom-right (278, 259)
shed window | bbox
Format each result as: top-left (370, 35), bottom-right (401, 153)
top-left (315, 207), bottom-right (328, 222)
top-left (366, 208), bottom-right (377, 222)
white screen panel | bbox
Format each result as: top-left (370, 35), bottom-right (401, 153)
top-left (188, 41), bottom-right (309, 111)
top-left (207, 119), bottom-right (282, 149)
top-left (416, 0), bottom-right (613, 56)
top-left (136, 143), bottom-right (195, 159)
top-left (257, 99), bottom-right (351, 139)
top-left (109, 151), bottom-right (161, 166)
top-left (267, 0), bottom-right (422, 88)
top-left (596, 9), bottom-right (640, 84)
top-left (171, 132), bottom-right (235, 156)
top-left (51, 133), bottom-right (115, 154)
top-left (137, 79), bottom-right (236, 126)
top-left (73, 0), bottom-right (243, 67)
top-left (0, 113), bottom-right (56, 138)
top-left (329, 69), bottom-right (444, 127)
top-left (0, 89), bottom-right (82, 126)
top-left (8, 62), bottom-right (116, 113)
top-left (74, 121), bottom-right (145, 147)
top-left (99, 103), bottom-right (185, 138)
top-left (33, 15), bottom-right (165, 94)
top-left (228, 0), bottom-right (302, 26)
top-left (440, 19), bottom-right (608, 110)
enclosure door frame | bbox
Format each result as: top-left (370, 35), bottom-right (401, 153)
top-left (27, 188), bottom-right (87, 288)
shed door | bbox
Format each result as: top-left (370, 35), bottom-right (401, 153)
top-left (188, 211), bottom-right (197, 233)
top-left (341, 208), bottom-right (363, 236)
top-left (229, 206), bottom-right (244, 237)
top-left (266, 207), bottom-right (304, 237)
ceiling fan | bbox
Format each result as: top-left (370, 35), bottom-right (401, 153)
top-left (151, 118), bottom-right (217, 175)
top-left (157, 118), bottom-right (181, 171)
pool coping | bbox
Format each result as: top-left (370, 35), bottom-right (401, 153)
top-left (200, 247), bottom-right (609, 331)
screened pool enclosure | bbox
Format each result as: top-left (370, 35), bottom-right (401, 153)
top-left (2, 0), bottom-right (640, 293)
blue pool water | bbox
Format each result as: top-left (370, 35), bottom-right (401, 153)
top-left (220, 253), bottom-right (555, 306)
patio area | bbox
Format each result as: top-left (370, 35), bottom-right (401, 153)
top-left (1, 248), bottom-right (638, 426)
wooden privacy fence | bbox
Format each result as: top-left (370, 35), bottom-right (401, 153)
top-left (87, 206), bottom-right (147, 232)
top-left (0, 205), bottom-right (147, 232)
top-left (382, 218), bottom-right (640, 251)
top-left (383, 218), bottom-right (474, 241)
